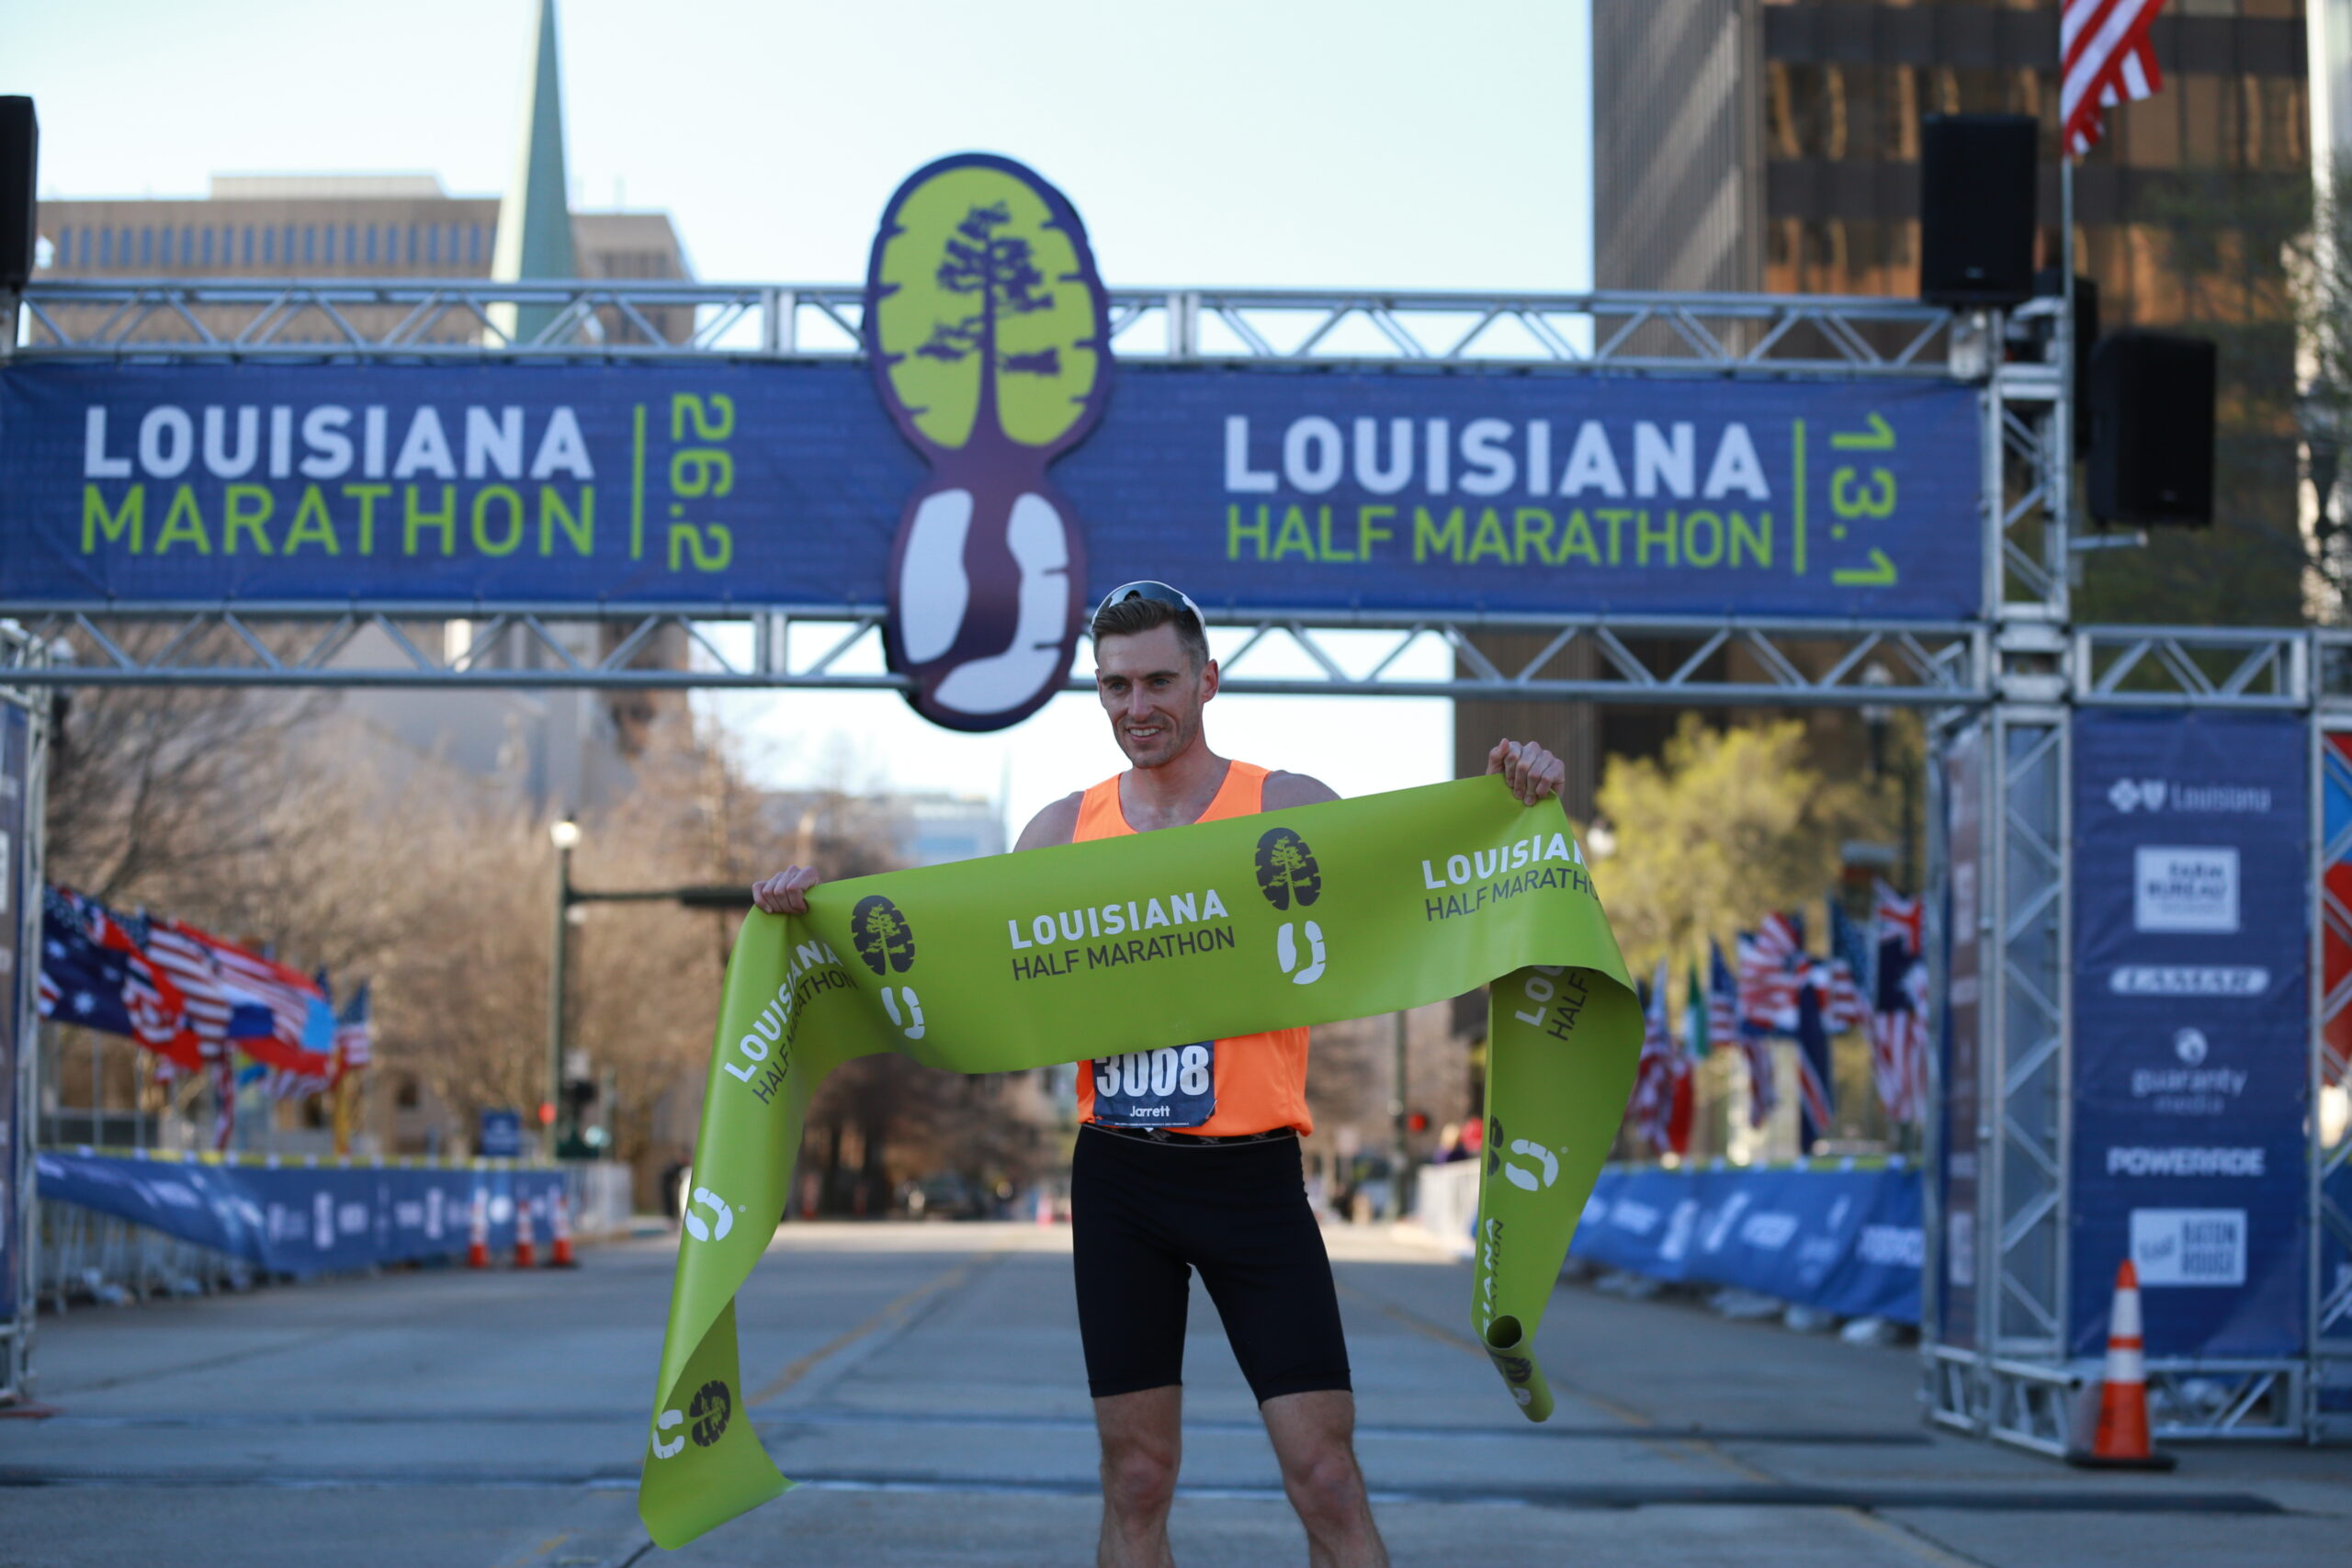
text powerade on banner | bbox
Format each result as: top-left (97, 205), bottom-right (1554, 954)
top-left (0, 363), bottom-right (1983, 622)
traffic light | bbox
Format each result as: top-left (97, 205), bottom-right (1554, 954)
top-left (1407, 1111), bottom-right (1430, 1134)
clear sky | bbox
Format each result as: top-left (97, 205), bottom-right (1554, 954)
top-left (12, 0), bottom-right (1593, 833)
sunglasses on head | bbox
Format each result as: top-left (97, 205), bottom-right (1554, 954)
top-left (1092, 580), bottom-right (1205, 628)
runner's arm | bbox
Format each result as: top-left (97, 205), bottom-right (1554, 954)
top-left (1013, 791), bottom-right (1084, 852)
top-left (1261, 771), bottom-right (1341, 809)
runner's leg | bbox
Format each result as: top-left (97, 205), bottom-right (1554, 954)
top-left (1073, 1128), bottom-right (1192, 1565)
top-left (1261, 1390), bottom-right (1387, 1568)
top-left (1093, 1385), bottom-right (1182, 1568)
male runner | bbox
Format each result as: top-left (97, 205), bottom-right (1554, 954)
top-left (753, 580), bottom-right (1566, 1567)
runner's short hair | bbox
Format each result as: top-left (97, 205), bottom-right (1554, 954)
top-left (1091, 594), bottom-right (1209, 671)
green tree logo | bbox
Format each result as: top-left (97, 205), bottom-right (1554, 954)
top-left (1254, 828), bottom-right (1323, 910)
top-left (852, 895), bottom-right (919, 976)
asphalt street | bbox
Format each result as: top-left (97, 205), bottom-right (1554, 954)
top-left (1, 1223), bottom-right (2346, 1567)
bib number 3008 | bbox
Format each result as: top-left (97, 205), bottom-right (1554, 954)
top-left (1091, 1043), bottom-right (1215, 1128)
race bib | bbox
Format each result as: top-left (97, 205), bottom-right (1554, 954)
top-left (1090, 1042), bottom-right (1216, 1128)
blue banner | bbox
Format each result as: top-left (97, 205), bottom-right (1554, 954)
top-left (1569, 1162), bottom-right (1922, 1324)
top-left (35, 1149), bottom-right (569, 1278)
top-left (2071, 711), bottom-right (2309, 1359)
top-left (0, 363), bottom-right (1983, 620)
top-left (0, 707), bottom-right (25, 1326)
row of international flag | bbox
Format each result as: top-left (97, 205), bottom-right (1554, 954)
top-left (1624, 882), bottom-right (1929, 1158)
top-left (36, 884), bottom-right (372, 1149)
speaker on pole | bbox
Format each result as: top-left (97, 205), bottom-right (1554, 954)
top-left (2087, 331), bottom-right (2217, 527)
top-left (2035, 267), bottom-right (2099, 451)
top-left (1918, 114), bottom-right (2038, 307)
top-left (0, 96), bottom-right (36, 291)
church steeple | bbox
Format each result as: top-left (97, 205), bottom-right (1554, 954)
top-left (491, 0), bottom-right (575, 342)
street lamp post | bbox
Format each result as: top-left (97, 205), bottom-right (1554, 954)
top-left (547, 817), bottom-right (580, 1161)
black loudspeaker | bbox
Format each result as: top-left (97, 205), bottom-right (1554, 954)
top-left (2034, 267), bottom-right (2099, 451)
top-left (0, 97), bottom-right (35, 290)
top-left (2087, 331), bottom-right (2217, 527)
top-left (1919, 114), bottom-right (2038, 307)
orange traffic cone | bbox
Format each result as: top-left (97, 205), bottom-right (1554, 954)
top-left (548, 1188), bottom-right (576, 1268)
top-left (513, 1194), bottom-right (537, 1269)
top-left (2067, 1260), bottom-right (2177, 1470)
top-left (466, 1188), bottom-right (489, 1269)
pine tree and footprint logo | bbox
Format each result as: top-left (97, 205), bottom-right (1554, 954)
top-left (1255, 828), bottom-right (1328, 986)
top-left (865, 155), bottom-right (1111, 732)
top-left (851, 894), bottom-right (927, 1041)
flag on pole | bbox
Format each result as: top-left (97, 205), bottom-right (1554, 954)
top-left (1871, 882), bottom-right (1931, 1124)
top-left (1726, 934), bottom-right (1781, 1131)
top-left (333, 981), bottom-right (374, 1082)
top-left (2062, 0), bottom-right (2167, 157)
top-left (1824, 899), bottom-right (1875, 1033)
top-left (1736, 911), bottom-right (1804, 1033)
top-left (37, 887), bottom-right (197, 1069)
top-left (1684, 955), bottom-right (1709, 1061)
top-left (1705, 939), bottom-right (1738, 1046)
top-left (1627, 959), bottom-right (1692, 1158)
top-left (181, 926), bottom-right (334, 1082)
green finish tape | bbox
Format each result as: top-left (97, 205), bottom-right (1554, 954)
top-left (638, 776), bottom-right (1639, 1548)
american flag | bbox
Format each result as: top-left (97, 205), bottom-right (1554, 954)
top-left (184, 925), bottom-right (333, 1079)
top-left (1871, 883), bottom-right (1930, 1124)
top-left (144, 918), bottom-right (233, 1061)
top-left (1705, 940), bottom-right (1739, 1046)
top-left (1736, 912), bottom-right (1804, 1034)
top-left (1625, 959), bottom-right (1691, 1158)
top-left (333, 981), bottom-right (374, 1082)
top-left (1822, 901), bottom-right (1875, 1034)
top-left (2063, 0), bottom-right (2166, 157)
top-left (37, 887), bottom-right (196, 1068)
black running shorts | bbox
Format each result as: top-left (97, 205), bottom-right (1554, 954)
top-left (1070, 1122), bottom-right (1352, 1404)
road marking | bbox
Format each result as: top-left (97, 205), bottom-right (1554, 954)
top-left (1331, 1272), bottom-right (2030, 1566)
top-left (748, 1245), bottom-right (1009, 1406)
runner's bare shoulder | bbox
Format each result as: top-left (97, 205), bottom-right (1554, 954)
top-left (1261, 771), bottom-right (1340, 809)
top-left (1015, 791), bottom-right (1085, 851)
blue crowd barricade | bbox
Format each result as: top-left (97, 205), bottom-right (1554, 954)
top-left (34, 1148), bottom-right (571, 1278)
top-left (1568, 1160), bottom-right (1923, 1325)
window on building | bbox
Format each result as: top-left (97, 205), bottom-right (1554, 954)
top-left (262, 227), bottom-right (275, 265)
top-left (405, 225), bottom-right (418, 265)
top-left (303, 226), bottom-right (316, 265)
top-left (469, 224), bottom-right (482, 265)
top-left (323, 226), bottom-right (335, 265)
top-left (201, 228), bottom-right (214, 267)
top-left (158, 227), bottom-right (173, 267)
top-left (426, 224), bottom-right (439, 266)
top-left (139, 228), bottom-right (153, 267)
top-left (242, 226), bottom-right (254, 266)
top-left (345, 223), bottom-right (357, 266)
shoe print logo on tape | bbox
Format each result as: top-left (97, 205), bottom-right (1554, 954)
top-left (865, 154), bottom-right (1113, 732)
top-left (1254, 828), bottom-right (1323, 910)
top-left (1257, 829), bottom-right (1328, 984)
top-left (852, 895), bottom-right (928, 1041)
top-left (852, 896), bottom-right (919, 976)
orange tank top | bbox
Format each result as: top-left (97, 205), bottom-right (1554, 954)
top-left (1071, 761), bottom-right (1314, 1137)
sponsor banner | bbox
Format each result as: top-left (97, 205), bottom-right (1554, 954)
top-left (0, 362), bottom-right (1982, 620)
top-left (2072, 711), bottom-right (2307, 1359)
top-left (1939, 724), bottom-right (1985, 1348)
top-left (1569, 1162), bottom-right (1922, 1324)
top-left (34, 1148), bottom-right (568, 1278)
top-left (0, 707), bottom-right (25, 1326)
top-left (641, 777), bottom-right (1640, 1548)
